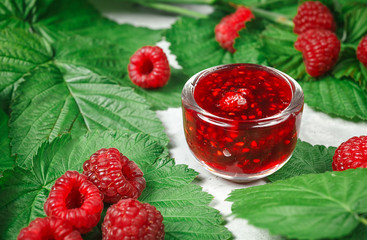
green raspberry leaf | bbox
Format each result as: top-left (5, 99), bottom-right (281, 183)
top-left (0, 167), bottom-right (49, 238)
top-left (344, 5), bottom-right (367, 44)
top-left (228, 168), bottom-right (367, 239)
top-left (300, 76), bottom-right (367, 121)
top-left (0, 29), bottom-right (52, 111)
top-left (333, 46), bottom-right (367, 89)
top-left (0, 0), bottom-right (100, 34)
top-left (0, 131), bottom-right (230, 240)
top-left (0, 0), bottom-right (36, 29)
top-left (141, 185), bottom-right (230, 239)
top-left (261, 24), bottom-right (307, 80)
top-left (268, 140), bottom-right (336, 182)
top-left (121, 68), bottom-right (189, 110)
top-left (166, 14), bottom-right (229, 77)
top-left (233, 20), bottom-right (268, 65)
top-left (72, 21), bottom-right (164, 55)
top-left (341, 223), bottom-right (367, 240)
top-left (0, 109), bottom-right (14, 173)
top-left (144, 157), bottom-right (198, 189)
top-left (7, 30), bottom-right (167, 167)
top-left (53, 36), bottom-right (129, 78)
top-left (10, 63), bottom-right (167, 167)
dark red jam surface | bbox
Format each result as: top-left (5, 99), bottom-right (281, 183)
top-left (183, 64), bottom-right (302, 175)
top-left (194, 65), bottom-right (292, 120)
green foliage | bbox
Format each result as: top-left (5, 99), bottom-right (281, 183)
top-left (344, 5), bottom-right (367, 44)
top-left (122, 68), bottom-right (189, 111)
top-left (233, 20), bottom-right (268, 65)
top-left (0, 0), bottom-right (185, 113)
top-left (0, 131), bottom-right (230, 240)
top-left (6, 29), bottom-right (167, 166)
top-left (260, 22), bottom-right (367, 121)
top-left (0, 110), bottom-right (14, 173)
top-left (73, 21), bottom-right (164, 55)
top-left (228, 168), bottom-right (367, 239)
top-left (0, 28), bottom-right (52, 110)
top-left (268, 141), bottom-right (336, 182)
top-left (166, 13), bottom-right (229, 77)
top-left (333, 45), bottom-right (367, 89)
top-left (340, 223), bottom-right (367, 240)
top-left (261, 24), bottom-right (306, 80)
top-left (300, 76), bottom-right (367, 120)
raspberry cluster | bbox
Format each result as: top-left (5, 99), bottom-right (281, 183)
top-left (293, 1), bottom-right (367, 76)
top-left (293, 1), bottom-right (340, 77)
top-left (215, 6), bottom-right (254, 53)
top-left (18, 148), bottom-right (164, 240)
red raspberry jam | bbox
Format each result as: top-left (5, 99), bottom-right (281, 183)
top-left (182, 64), bottom-right (304, 181)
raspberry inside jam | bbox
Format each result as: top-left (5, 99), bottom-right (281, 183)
top-left (194, 65), bottom-right (292, 120)
top-left (183, 64), bottom-right (302, 176)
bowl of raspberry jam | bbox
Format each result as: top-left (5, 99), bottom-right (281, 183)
top-left (182, 63), bottom-right (304, 181)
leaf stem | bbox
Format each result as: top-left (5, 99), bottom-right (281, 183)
top-left (141, 2), bottom-right (208, 18)
top-left (360, 216), bottom-right (367, 227)
top-left (250, 7), bottom-right (294, 27)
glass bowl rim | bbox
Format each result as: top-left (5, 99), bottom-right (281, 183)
top-left (181, 63), bottom-right (304, 125)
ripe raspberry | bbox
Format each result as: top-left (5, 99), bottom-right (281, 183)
top-left (18, 217), bottom-right (82, 240)
top-left (83, 148), bottom-right (146, 203)
top-left (102, 199), bottom-right (164, 240)
top-left (332, 136), bottom-right (367, 171)
top-left (44, 171), bottom-right (104, 233)
top-left (295, 29), bottom-right (340, 77)
top-left (357, 35), bottom-right (367, 68)
top-left (215, 6), bottom-right (254, 53)
top-left (293, 1), bottom-right (336, 34)
top-left (128, 46), bottom-right (170, 89)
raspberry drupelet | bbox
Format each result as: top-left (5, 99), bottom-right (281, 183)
top-left (102, 198), bottom-right (164, 240)
top-left (44, 171), bottom-right (104, 233)
top-left (83, 148), bottom-right (146, 203)
top-left (18, 217), bottom-right (82, 240)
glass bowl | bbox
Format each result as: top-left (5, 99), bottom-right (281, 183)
top-left (181, 63), bottom-right (304, 181)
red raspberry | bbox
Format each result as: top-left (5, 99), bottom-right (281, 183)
top-left (293, 1), bottom-right (336, 34)
top-left (102, 199), bottom-right (164, 240)
top-left (83, 148), bottom-right (146, 204)
top-left (215, 6), bottom-right (254, 53)
top-left (332, 136), bottom-right (367, 171)
top-left (44, 171), bottom-right (104, 233)
top-left (295, 29), bottom-right (340, 77)
top-left (218, 91), bottom-right (249, 112)
top-left (18, 217), bottom-right (82, 240)
top-left (357, 35), bottom-right (367, 68)
top-left (128, 46), bottom-right (170, 89)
